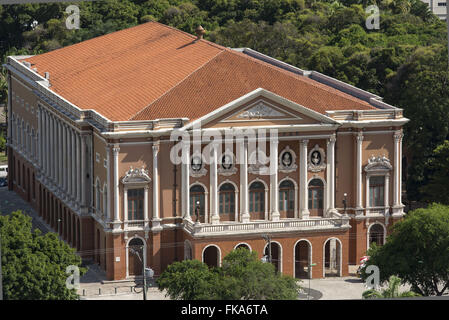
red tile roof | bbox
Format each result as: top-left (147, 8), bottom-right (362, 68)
top-left (21, 22), bottom-right (375, 122)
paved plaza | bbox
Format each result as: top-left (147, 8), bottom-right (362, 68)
top-left (0, 186), bottom-right (420, 300)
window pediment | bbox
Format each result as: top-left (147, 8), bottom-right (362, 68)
top-left (364, 156), bottom-right (392, 173)
top-left (122, 166), bottom-right (151, 185)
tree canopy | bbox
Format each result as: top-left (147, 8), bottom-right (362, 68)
top-left (157, 248), bottom-right (301, 300)
top-left (361, 203), bottom-right (449, 296)
top-left (0, 210), bottom-right (86, 300)
top-left (1, 0), bottom-right (448, 202)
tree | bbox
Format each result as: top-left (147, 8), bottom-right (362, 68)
top-left (0, 210), bottom-right (86, 300)
top-left (157, 248), bottom-right (301, 300)
top-left (361, 204), bottom-right (449, 296)
top-left (420, 141), bottom-right (449, 204)
top-left (362, 275), bottom-right (421, 298)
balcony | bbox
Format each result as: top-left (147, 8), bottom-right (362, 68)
top-left (366, 207), bottom-right (389, 217)
top-left (183, 216), bottom-right (351, 238)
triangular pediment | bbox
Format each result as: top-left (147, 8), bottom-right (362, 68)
top-left (182, 88), bottom-right (339, 131)
top-left (224, 99), bottom-right (302, 122)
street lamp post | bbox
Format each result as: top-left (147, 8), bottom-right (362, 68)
top-left (262, 234), bottom-right (272, 264)
top-left (130, 246), bottom-right (154, 300)
top-left (195, 200), bottom-right (201, 224)
top-left (308, 263), bottom-right (317, 300)
top-left (342, 193), bottom-right (348, 216)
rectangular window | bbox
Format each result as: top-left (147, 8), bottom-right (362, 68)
top-left (96, 153), bottom-right (100, 163)
top-left (127, 188), bottom-right (144, 220)
top-left (369, 176), bottom-right (385, 207)
top-left (219, 192), bottom-right (235, 214)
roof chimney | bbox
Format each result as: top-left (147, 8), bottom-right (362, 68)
top-left (195, 25), bottom-right (205, 40)
top-left (44, 72), bottom-right (50, 80)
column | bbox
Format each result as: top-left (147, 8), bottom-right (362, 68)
top-left (326, 134), bottom-right (336, 215)
top-left (67, 127), bottom-right (72, 199)
top-left (392, 131), bottom-right (403, 215)
top-left (240, 140), bottom-right (250, 223)
top-left (76, 133), bottom-right (81, 205)
top-left (144, 186), bottom-right (149, 223)
top-left (50, 115), bottom-right (54, 182)
top-left (37, 108), bottom-right (42, 170)
top-left (210, 144), bottom-right (219, 224)
top-left (299, 139), bottom-right (309, 219)
top-left (182, 142), bottom-right (191, 221)
top-left (80, 135), bottom-right (86, 207)
top-left (356, 132), bottom-right (364, 214)
top-left (58, 121), bottom-right (62, 188)
top-left (384, 173), bottom-right (390, 216)
top-left (106, 147), bottom-right (111, 221)
top-left (71, 129), bottom-right (76, 201)
top-left (152, 143), bottom-right (162, 230)
top-left (62, 125), bottom-right (67, 194)
top-left (112, 147), bottom-right (120, 225)
top-left (270, 139), bottom-right (280, 221)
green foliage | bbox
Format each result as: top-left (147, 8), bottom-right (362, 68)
top-left (0, 210), bottom-right (86, 300)
top-left (1, 0), bottom-right (449, 201)
top-left (157, 248), bottom-right (301, 300)
top-left (420, 141), bottom-right (449, 204)
top-left (362, 275), bottom-right (421, 298)
top-left (361, 204), bottom-right (449, 296)
top-left (0, 131), bottom-right (5, 151)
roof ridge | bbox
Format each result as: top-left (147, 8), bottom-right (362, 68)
top-left (129, 50), bottom-right (226, 120)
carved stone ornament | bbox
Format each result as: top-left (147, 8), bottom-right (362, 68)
top-left (364, 155), bottom-right (393, 173)
top-left (218, 151), bottom-right (237, 176)
top-left (190, 153), bottom-right (207, 177)
top-left (237, 102), bottom-right (285, 119)
top-left (122, 166), bottom-right (151, 184)
top-left (279, 146), bottom-right (297, 173)
top-left (308, 144), bottom-right (326, 172)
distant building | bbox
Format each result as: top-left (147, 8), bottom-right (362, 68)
top-left (421, 0), bottom-right (447, 20)
top-left (4, 22), bottom-right (408, 281)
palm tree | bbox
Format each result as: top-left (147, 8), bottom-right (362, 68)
top-left (363, 275), bottom-right (421, 299)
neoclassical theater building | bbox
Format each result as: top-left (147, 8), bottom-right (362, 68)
top-left (3, 22), bottom-right (408, 280)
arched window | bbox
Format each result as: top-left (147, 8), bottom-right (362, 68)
top-left (103, 184), bottom-right (108, 217)
top-left (308, 179), bottom-right (324, 216)
top-left (249, 182), bottom-right (265, 215)
top-left (95, 179), bottom-right (101, 213)
top-left (369, 224), bottom-right (385, 247)
top-left (190, 185), bottom-right (205, 218)
top-left (279, 180), bottom-right (295, 217)
top-left (219, 183), bottom-right (235, 215)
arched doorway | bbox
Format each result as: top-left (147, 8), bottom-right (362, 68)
top-left (264, 242), bottom-right (281, 273)
top-left (308, 179), bottom-right (324, 217)
top-left (368, 223), bottom-right (385, 248)
top-left (190, 185), bottom-right (205, 223)
top-left (234, 243), bottom-right (251, 251)
top-left (294, 240), bottom-right (311, 279)
top-left (279, 180), bottom-right (295, 218)
top-left (203, 245), bottom-right (220, 268)
top-left (323, 238), bottom-right (341, 277)
top-left (128, 237), bottom-right (144, 277)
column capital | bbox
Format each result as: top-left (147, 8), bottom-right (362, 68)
top-left (112, 146), bottom-right (120, 155)
top-left (394, 131), bottom-right (403, 142)
top-left (328, 134), bottom-right (336, 144)
top-left (152, 143), bottom-right (160, 154)
top-left (300, 139), bottom-right (309, 145)
top-left (356, 131), bottom-right (364, 142)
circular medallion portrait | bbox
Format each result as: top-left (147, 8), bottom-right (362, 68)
top-left (221, 154), bottom-right (233, 170)
top-left (311, 151), bottom-right (321, 166)
top-left (191, 156), bottom-right (202, 172)
top-left (281, 151), bottom-right (293, 167)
